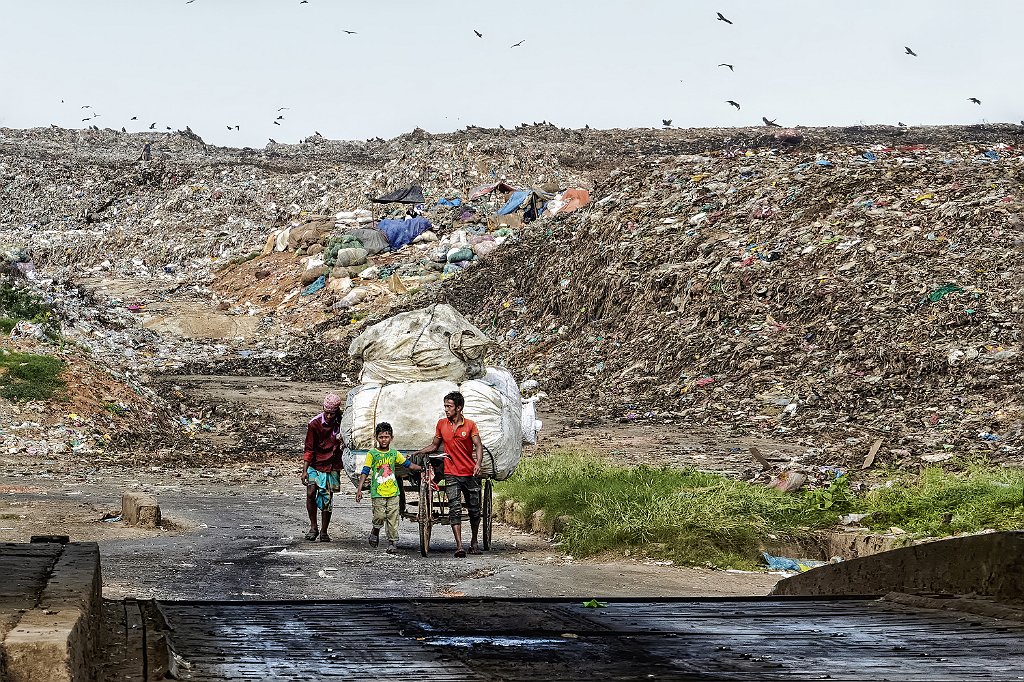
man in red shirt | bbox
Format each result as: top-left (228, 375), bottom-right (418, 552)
top-left (412, 391), bottom-right (484, 557)
top-left (300, 393), bottom-right (345, 542)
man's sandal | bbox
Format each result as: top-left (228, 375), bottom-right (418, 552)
top-left (368, 531), bottom-right (380, 548)
top-left (304, 530), bottom-right (318, 541)
top-left (454, 548), bottom-right (467, 558)
top-left (319, 533), bottom-right (332, 543)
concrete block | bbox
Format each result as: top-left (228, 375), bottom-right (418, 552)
top-left (121, 492), bottom-right (161, 528)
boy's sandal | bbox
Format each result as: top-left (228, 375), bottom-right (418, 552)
top-left (468, 546), bottom-right (483, 555)
top-left (304, 530), bottom-right (318, 541)
top-left (454, 548), bottom-right (467, 558)
top-left (319, 533), bottom-right (332, 543)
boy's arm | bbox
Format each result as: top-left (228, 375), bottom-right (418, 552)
top-left (354, 472), bottom-right (368, 502)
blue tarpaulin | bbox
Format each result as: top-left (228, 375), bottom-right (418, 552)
top-left (497, 190), bottom-right (531, 215)
top-left (437, 197), bottom-right (462, 207)
top-left (377, 217), bottom-right (433, 250)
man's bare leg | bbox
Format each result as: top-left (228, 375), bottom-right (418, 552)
top-left (320, 510), bottom-right (332, 541)
top-left (305, 485), bottom-right (319, 538)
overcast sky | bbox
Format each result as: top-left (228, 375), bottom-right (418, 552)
top-left (1, 0), bottom-right (1021, 147)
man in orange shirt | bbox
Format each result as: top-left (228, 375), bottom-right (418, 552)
top-left (412, 391), bottom-right (484, 558)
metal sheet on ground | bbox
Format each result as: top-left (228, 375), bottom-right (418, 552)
top-left (150, 598), bottom-right (1024, 680)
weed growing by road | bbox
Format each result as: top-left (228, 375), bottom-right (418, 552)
top-left (495, 451), bottom-right (1024, 569)
top-left (0, 350), bottom-right (67, 402)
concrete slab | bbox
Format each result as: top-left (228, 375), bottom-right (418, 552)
top-left (0, 543), bottom-right (101, 682)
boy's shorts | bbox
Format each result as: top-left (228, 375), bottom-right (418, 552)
top-left (445, 475), bottom-right (481, 525)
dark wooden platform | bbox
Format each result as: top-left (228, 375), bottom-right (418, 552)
top-left (102, 597), bottom-right (1024, 680)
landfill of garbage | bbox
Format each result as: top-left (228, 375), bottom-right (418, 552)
top-left (4, 122), bottom-right (1024, 474)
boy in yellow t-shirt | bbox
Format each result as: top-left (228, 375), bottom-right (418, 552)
top-left (355, 422), bottom-right (424, 553)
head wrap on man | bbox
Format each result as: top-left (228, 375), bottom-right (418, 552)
top-left (323, 393), bottom-right (343, 413)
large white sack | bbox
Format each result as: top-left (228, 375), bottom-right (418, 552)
top-left (340, 381), bottom-right (456, 483)
top-left (521, 398), bottom-right (540, 445)
top-left (349, 303), bottom-right (492, 383)
top-left (460, 368), bottom-right (522, 481)
top-left (340, 370), bottom-right (522, 483)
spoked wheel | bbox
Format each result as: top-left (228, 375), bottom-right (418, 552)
top-left (418, 475), bottom-right (433, 557)
top-left (482, 478), bottom-right (493, 551)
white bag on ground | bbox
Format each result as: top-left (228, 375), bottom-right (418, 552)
top-left (349, 303), bottom-right (492, 383)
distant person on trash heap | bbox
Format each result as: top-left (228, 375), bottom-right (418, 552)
top-left (354, 422), bottom-right (425, 553)
top-left (411, 391), bottom-right (485, 558)
top-left (301, 393), bottom-right (346, 542)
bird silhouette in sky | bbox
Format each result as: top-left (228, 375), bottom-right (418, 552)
top-left (276, 115), bottom-right (285, 120)
top-left (300, 1), bottom-right (308, 4)
top-left (273, 120), bottom-right (281, 125)
top-left (81, 105), bottom-right (92, 109)
top-left (149, 123), bottom-right (156, 129)
top-left (81, 117), bottom-right (91, 122)
top-left (762, 116), bottom-right (781, 127)
top-left (511, 40), bottom-right (525, 47)
top-left (130, 116), bottom-right (137, 120)
top-left (315, 130), bottom-right (322, 136)
top-left (474, 30), bottom-right (483, 38)
top-left (716, 12), bottom-right (733, 24)
top-left (186, 0), bottom-right (195, 3)
top-left (277, 107), bottom-right (289, 112)
top-left (662, 119), bottom-right (672, 127)
top-left (904, 46), bottom-right (917, 56)
top-left (718, 63), bottom-right (734, 71)
top-left (726, 100), bottom-right (741, 110)
top-left (969, 97), bottom-right (981, 104)
top-left (166, 126), bottom-right (172, 130)
top-left (343, 30), bottom-right (357, 34)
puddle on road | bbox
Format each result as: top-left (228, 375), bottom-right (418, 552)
top-left (422, 636), bottom-right (569, 649)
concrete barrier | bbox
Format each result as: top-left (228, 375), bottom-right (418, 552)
top-left (121, 492), bottom-right (161, 528)
top-left (772, 531), bottom-right (1024, 600)
top-left (2, 542), bottom-right (102, 682)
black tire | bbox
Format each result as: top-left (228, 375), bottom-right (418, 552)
top-left (482, 479), bottom-right (493, 551)
top-left (418, 475), bottom-right (433, 557)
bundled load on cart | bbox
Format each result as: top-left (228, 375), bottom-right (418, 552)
top-left (340, 304), bottom-right (533, 555)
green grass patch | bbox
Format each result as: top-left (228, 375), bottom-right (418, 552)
top-left (861, 462), bottom-right (1024, 536)
top-left (0, 284), bottom-right (61, 340)
top-left (0, 351), bottom-right (67, 402)
top-left (495, 451), bottom-right (1024, 569)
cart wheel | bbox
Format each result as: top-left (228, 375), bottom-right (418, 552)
top-left (418, 475), bottom-right (433, 557)
top-left (482, 479), bottom-right (493, 551)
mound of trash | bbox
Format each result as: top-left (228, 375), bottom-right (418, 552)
top-left (446, 132), bottom-right (1024, 469)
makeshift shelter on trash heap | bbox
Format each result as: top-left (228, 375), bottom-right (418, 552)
top-left (497, 188), bottom-right (555, 223)
top-left (370, 185), bottom-right (425, 204)
top-left (468, 181), bottom-right (517, 201)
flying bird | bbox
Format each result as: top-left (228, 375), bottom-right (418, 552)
top-left (968, 97), bottom-right (981, 104)
top-left (130, 116), bottom-right (137, 120)
top-left (726, 100), bottom-right (741, 110)
top-left (718, 63), bottom-right (734, 71)
top-left (474, 29), bottom-right (482, 38)
top-left (511, 40), bottom-right (525, 47)
top-left (81, 117), bottom-right (91, 122)
top-left (149, 122), bottom-right (156, 129)
top-left (166, 126), bottom-right (172, 130)
top-left (186, 0), bottom-right (196, 3)
top-left (276, 115), bottom-right (285, 120)
top-left (716, 12), bottom-right (733, 24)
top-left (762, 116), bottom-right (781, 127)
top-left (81, 105), bottom-right (92, 109)
top-left (277, 107), bottom-right (289, 111)
top-left (904, 46), bottom-right (917, 56)
top-left (343, 30), bottom-right (357, 34)
top-left (662, 119), bottom-right (672, 127)
top-left (273, 120), bottom-right (281, 125)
